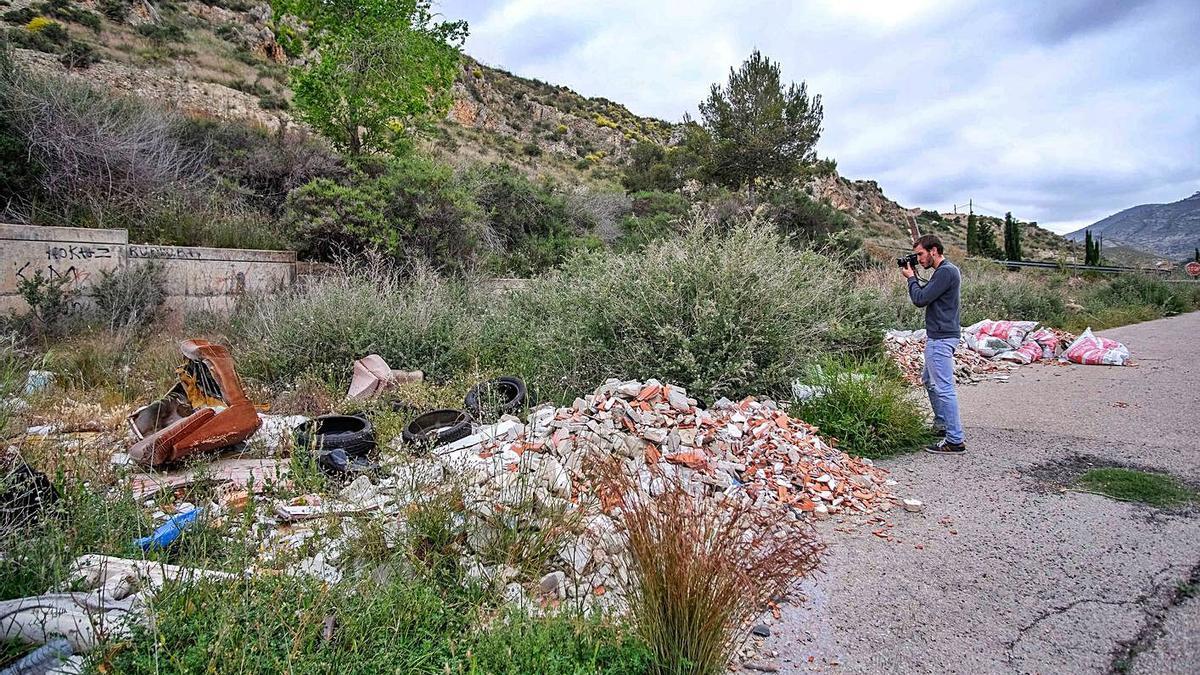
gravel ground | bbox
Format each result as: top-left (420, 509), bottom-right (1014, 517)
top-left (757, 311), bottom-right (1200, 674)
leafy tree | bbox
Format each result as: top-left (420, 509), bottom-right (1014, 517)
top-left (697, 50), bottom-right (823, 195)
top-left (966, 213), bottom-right (978, 256)
top-left (273, 0), bottom-right (467, 154)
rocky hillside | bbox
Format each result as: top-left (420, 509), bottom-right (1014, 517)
top-left (1066, 192), bottom-right (1200, 260)
top-left (1, 0), bottom-right (1082, 260)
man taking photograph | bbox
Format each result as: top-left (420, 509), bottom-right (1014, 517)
top-left (901, 234), bottom-right (966, 454)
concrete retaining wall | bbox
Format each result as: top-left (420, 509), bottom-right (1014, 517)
top-left (1, 223), bottom-right (296, 316)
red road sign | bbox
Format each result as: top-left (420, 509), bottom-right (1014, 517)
top-left (1187, 261), bottom-right (1200, 277)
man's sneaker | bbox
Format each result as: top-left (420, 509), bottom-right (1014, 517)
top-left (925, 439), bottom-right (966, 455)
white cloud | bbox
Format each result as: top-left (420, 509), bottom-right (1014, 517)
top-left (438, 0), bottom-right (1200, 229)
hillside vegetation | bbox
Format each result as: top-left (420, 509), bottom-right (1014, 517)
top-left (0, 0), bottom-right (1086, 262)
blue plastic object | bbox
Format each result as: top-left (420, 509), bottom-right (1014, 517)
top-left (1, 637), bottom-right (73, 675)
top-left (135, 507), bottom-right (203, 551)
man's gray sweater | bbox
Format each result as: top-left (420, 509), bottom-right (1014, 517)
top-left (907, 260), bottom-right (961, 340)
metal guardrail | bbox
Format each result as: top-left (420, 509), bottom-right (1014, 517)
top-left (966, 257), bottom-right (1198, 278)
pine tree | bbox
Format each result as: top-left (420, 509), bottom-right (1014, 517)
top-left (966, 213), bottom-right (978, 255)
top-left (698, 50), bottom-right (824, 194)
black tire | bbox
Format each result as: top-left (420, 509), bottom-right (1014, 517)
top-left (293, 414), bottom-right (376, 458)
top-left (464, 376), bottom-right (527, 419)
top-left (1, 462), bottom-right (58, 529)
top-left (402, 409), bottom-right (473, 449)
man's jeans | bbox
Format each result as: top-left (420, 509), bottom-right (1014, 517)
top-left (923, 337), bottom-right (964, 444)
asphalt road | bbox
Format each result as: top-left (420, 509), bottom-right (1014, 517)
top-left (761, 311), bottom-right (1200, 674)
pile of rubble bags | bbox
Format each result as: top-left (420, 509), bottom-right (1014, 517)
top-left (885, 319), bottom-right (1126, 385)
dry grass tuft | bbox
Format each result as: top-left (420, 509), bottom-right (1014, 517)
top-left (599, 460), bottom-right (823, 674)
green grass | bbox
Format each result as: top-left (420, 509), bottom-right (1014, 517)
top-left (1075, 468), bottom-right (1198, 507)
top-left (2, 472), bottom-right (650, 674)
top-left (790, 356), bottom-right (936, 459)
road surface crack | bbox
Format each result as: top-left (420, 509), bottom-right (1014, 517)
top-left (1109, 559), bottom-right (1200, 674)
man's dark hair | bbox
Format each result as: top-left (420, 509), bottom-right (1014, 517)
top-left (913, 234), bottom-right (944, 255)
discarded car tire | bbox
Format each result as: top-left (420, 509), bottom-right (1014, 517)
top-left (293, 414), bottom-right (377, 458)
top-left (1, 462), bottom-right (58, 529)
top-left (464, 376), bottom-right (527, 418)
top-left (402, 409), bottom-right (473, 448)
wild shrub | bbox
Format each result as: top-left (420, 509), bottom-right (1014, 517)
top-left (14, 269), bottom-right (78, 336)
top-left (131, 191), bottom-right (287, 250)
top-left (762, 186), bottom-right (866, 265)
top-left (175, 118), bottom-right (344, 216)
top-left (0, 60), bottom-right (207, 225)
top-left (599, 460), bottom-right (822, 675)
top-left (790, 356), bottom-right (935, 458)
top-left (5, 18), bottom-right (68, 53)
top-left (564, 189), bottom-right (632, 246)
top-left (59, 39), bottom-right (99, 69)
top-left (616, 212), bottom-right (681, 252)
top-left (463, 163), bottom-right (574, 245)
top-left (91, 262), bottom-right (167, 330)
top-left (487, 221), bottom-right (888, 404)
top-left (282, 155), bottom-right (483, 273)
top-left (135, 20), bottom-right (185, 44)
top-left (958, 263), bottom-right (1066, 326)
top-left (98, 0), bottom-right (131, 22)
top-left (460, 163), bottom-right (610, 275)
top-left (1084, 274), bottom-right (1191, 316)
top-left (231, 258), bottom-right (483, 388)
top-left (630, 190), bottom-right (687, 218)
top-left (3, 8), bottom-right (37, 25)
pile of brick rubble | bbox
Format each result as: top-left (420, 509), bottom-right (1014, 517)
top-left (405, 378), bottom-right (907, 611)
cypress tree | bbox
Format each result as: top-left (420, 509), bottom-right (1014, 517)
top-left (966, 213), bottom-right (978, 255)
top-left (1194, 247), bottom-right (1198, 263)
top-left (1013, 215), bottom-right (1022, 261)
top-left (1003, 212), bottom-right (1014, 260)
top-left (1084, 230), bottom-right (1094, 266)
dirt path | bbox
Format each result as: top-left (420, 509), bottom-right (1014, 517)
top-left (762, 311), bottom-right (1200, 674)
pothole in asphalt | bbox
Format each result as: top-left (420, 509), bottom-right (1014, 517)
top-left (1026, 454), bottom-right (1200, 514)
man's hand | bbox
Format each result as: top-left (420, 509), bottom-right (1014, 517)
top-left (901, 262), bottom-right (915, 279)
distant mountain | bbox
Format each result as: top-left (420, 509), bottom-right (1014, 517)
top-left (1066, 192), bottom-right (1200, 260)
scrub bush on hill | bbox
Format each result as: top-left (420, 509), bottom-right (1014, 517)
top-left (175, 118), bottom-right (344, 216)
top-left (461, 163), bottom-right (599, 276)
top-left (0, 54), bottom-right (206, 224)
top-left (486, 222), bottom-right (889, 404)
top-left (282, 154), bottom-right (483, 273)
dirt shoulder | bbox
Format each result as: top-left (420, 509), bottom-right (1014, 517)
top-left (763, 311), bottom-right (1200, 674)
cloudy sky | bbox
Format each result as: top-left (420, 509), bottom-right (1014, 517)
top-left (438, 0), bottom-right (1199, 233)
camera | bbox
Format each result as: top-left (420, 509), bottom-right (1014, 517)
top-left (896, 252), bottom-right (919, 269)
